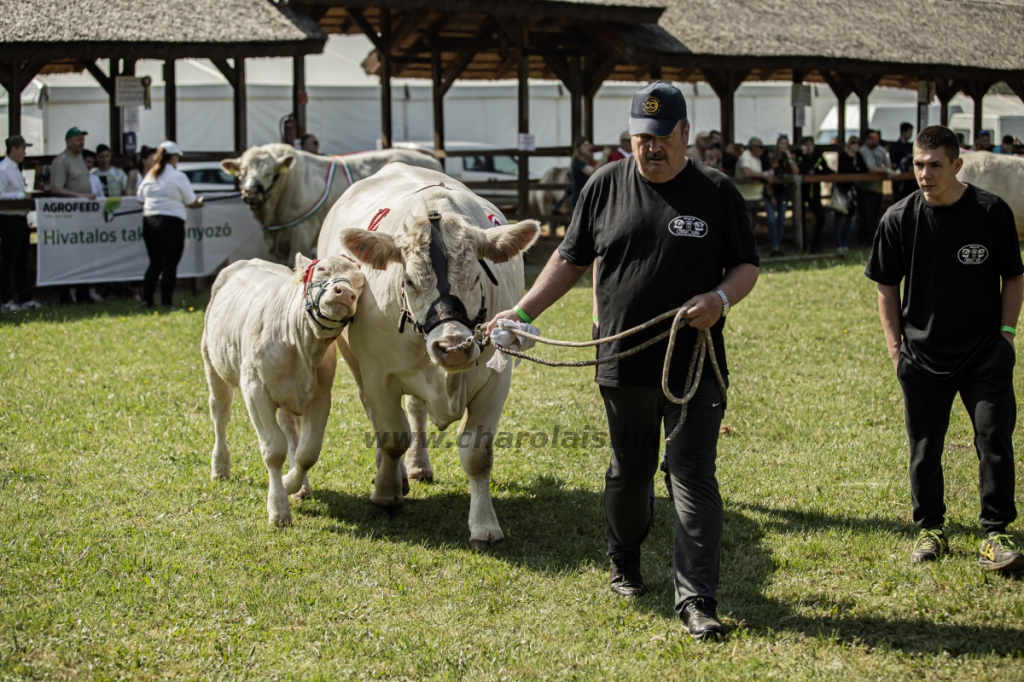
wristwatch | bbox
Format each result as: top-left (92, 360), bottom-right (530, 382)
top-left (714, 288), bottom-right (730, 317)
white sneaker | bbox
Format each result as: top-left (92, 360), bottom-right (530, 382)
top-left (88, 287), bottom-right (104, 302)
top-left (20, 300), bottom-right (42, 310)
top-left (1, 301), bottom-right (20, 313)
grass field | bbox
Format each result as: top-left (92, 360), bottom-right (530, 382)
top-left (2, 249), bottom-right (1023, 680)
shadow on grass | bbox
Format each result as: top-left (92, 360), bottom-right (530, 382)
top-left (307, 479), bottom-right (1024, 656)
top-left (0, 296), bottom-right (211, 326)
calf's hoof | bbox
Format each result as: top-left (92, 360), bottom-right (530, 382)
top-left (408, 467), bottom-right (434, 483)
top-left (370, 501), bottom-right (404, 519)
top-left (290, 484), bottom-right (313, 501)
top-left (211, 469), bottom-right (230, 481)
top-left (267, 510), bottom-right (292, 527)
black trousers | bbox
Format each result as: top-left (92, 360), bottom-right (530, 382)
top-left (0, 213), bottom-right (31, 304)
top-left (897, 339), bottom-right (1017, 533)
top-left (142, 215), bottom-right (185, 307)
top-left (601, 380), bottom-right (724, 615)
top-left (858, 189), bottom-right (883, 248)
top-left (801, 188), bottom-right (827, 253)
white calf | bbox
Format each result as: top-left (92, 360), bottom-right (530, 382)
top-left (201, 254), bottom-right (364, 525)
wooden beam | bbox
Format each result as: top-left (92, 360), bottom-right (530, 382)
top-left (438, 19), bottom-right (495, 97)
top-left (961, 80), bottom-right (991, 141)
top-left (934, 78), bottom-right (960, 126)
top-left (380, 8), bottom-right (393, 149)
top-left (390, 10), bottom-right (430, 52)
top-left (0, 60), bottom-right (11, 94)
top-left (583, 53), bottom-right (619, 99)
top-left (704, 68), bottom-right (749, 144)
top-left (792, 69), bottom-right (805, 143)
top-left (211, 59), bottom-right (238, 88)
top-left (84, 60), bottom-right (114, 94)
top-left (292, 55), bottom-right (306, 138)
top-left (517, 22), bottom-right (530, 221)
top-left (233, 58), bottom-right (247, 153)
top-left (851, 74), bottom-right (881, 138)
top-left (1007, 79), bottom-right (1024, 106)
top-left (541, 53), bottom-right (571, 88)
top-left (431, 49), bottom-right (445, 169)
top-left (348, 8), bottom-right (385, 52)
top-left (164, 60), bottom-right (176, 143)
top-left (569, 55), bottom-right (582, 143)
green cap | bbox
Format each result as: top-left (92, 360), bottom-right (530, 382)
top-left (65, 127), bottom-right (88, 140)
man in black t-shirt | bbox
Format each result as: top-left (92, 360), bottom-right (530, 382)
top-left (888, 123), bottom-right (916, 203)
top-left (866, 125), bottom-right (1024, 572)
top-left (489, 82), bottom-right (760, 638)
top-left (796, 137), bottom-right (831, 253)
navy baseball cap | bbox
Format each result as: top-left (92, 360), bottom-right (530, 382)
top-left (629, 81), bottom-right (687, 137)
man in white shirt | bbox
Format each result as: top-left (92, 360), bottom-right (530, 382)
top-left (82, 150), bottom-right (106, 199)
top-left (736, 138), bottom-right (774, 244)
top-left (0, 136), bottom-right (41, 311)
top-left (93, 144), bottom-right (128, 197)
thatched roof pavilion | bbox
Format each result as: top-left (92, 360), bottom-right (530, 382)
top-left (0, 0), bottom-right (326, 151)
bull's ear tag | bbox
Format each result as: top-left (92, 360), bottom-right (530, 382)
top-left (279, 163), bottom-right (290, 174)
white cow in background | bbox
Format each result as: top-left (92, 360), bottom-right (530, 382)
top-left (221, 145), bottom-right (442, 262)
top-left (957, 152), bottom-right (1024, 236)
top-left (318, 163), bottom-right (539, 549)
top-left (202, 254), bottom-right (365, 525)
top-left (528, 166), bottom-right (571, 219)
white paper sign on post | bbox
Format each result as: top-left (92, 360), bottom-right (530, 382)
top-left (115, 77), bottom-right (146, 108)
top-left (35, 195), bottom-right (270, 287)
top-left (517, 133), bottom-right (536, 152)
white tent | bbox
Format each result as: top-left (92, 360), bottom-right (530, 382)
top-left (3, 35), bottom-right (1017, 166)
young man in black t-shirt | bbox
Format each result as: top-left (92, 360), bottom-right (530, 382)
top-left (489, 82), bottom-right (760, 638)
top-left (866, 125), bottom-right (1024, 572)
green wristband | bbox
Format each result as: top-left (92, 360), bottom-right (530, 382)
top-left (593, 315), bottom-right (600, 323)
top-left (513, 305), bottom-right (533, 324)
top-left (1001, 325), bottom-right (1016, 335)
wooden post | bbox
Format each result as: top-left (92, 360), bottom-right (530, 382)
top-left (792, 71), bottom-right (805, 143)
top-left (430, 49), bottom-right (445, 170)
top-left (934, 80), bottom-right (960, 127)
top-left (517, 23), bottom-right (530, 221)
top-left (569, 55), bottom-right (582, 144)
top-left (233, 58), bottom-right (247, 153)
top-left (961, 81), bottom-right (989, 144)
top-left (584, 93), bottom-right (595, 142)
top-left (851, 74), bottom-right (881, 139)
top-left (822, 72), bottom-right (853, 145)
top-left (704, 69), bottom-right (746, 145)
top-left (5, 62), bottom-right (21, 138)
top-left (292, 55), bottom-right (306, 138)
top-left (164, 60), bottom-right (177, 143)
top-left (380, 8), bottom-right (393, 149)
top-left (109, 58), bottom-right (121, 155)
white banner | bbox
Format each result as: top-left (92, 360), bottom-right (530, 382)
top-left (35, 194), bottom-right (270, 286)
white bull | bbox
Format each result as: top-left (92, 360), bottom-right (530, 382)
top-left (221, 145), bottom-right (443, 262)
top-left (528, 166), bottom-right (571, 219)
top-left (317, 163), bottom-right (539, 549)
top-left (957, 152), bottom-right (1024, 236)
top-left (202, 254), bottom-right (365, 525)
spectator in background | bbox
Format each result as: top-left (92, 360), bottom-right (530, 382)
top-left (857, 130), bottom-right (891, 247)
top-left (569, 137), bottom-right (610, 210)
top-left (686, 132), bottom-right (710, 162)
top-left (796, 136), bottom-right (831, 254)
top-left (833, 135), bottom-right (865, 254)
top-left (765, 135), bottom-right (798, 257)
top-left (51, 128), bottom-right (96, 304)
top-left (0, 135), bottom-right (40, 312)
top-left (300, 134), bottom-right (320, 154)
top-left (50, 128), bottom-right (95, 200)
top-left (721, 142), bottom-right (743, 176)
top-left (889, 123), bottom-right (916, 203)
top-left (606, 131), bottom-right (633, 163)
top-left (128, 146), bottom-right (156, 196)
top-left (974, 129), bottom-right (994, 152)
top-left (137, 142), bottom-right (204, 309)
top-left (736, 137), bottom-right (773, 238)
top-left (709, 130), bottom-right (722, 147)
top-left (93, 144), bottom-right (128, 197)
top-left (704, 142), bottom-right (723, 170)
top-left (995, 135), bottom-right (1016, 154)
top-left (81, 150), bottom-right (105, 199)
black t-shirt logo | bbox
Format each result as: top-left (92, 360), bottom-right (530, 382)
top-left (668, 215), bottom-right (708, 238)
top-left (958, 244), bottom-right (989, 265)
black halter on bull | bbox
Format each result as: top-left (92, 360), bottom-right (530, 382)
top-left (398, 208), bottom-right (499, 338)
top-left (301, 259), bottom-right (355, 333)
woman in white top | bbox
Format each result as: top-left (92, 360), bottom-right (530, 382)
top-left (136, 141), bottom-right (203, 308)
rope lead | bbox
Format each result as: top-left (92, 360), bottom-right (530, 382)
top-left (488, 306), bottom-right (728, 443)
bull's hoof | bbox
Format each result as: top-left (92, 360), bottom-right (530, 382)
top-left (469, 537), bottom-right (506, 552)
top-left (267, 511), bottom-right (292, 527)
top-left (211, 470), bottom-right (230, 481)
top-left (289, 488), bottom-right (312, 502)
top-left (402, 476), bottom-right (410, 497)
top-left (370, 501), bottom-right (405, 519)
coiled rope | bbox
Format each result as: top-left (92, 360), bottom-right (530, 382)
top-left (488, 306), bottom-right (727, 442)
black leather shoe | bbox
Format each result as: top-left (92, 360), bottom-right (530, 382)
top-left (609, 553), bottom-right (645, 597)
top-left (680, 597), bottom-right (724, 640)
